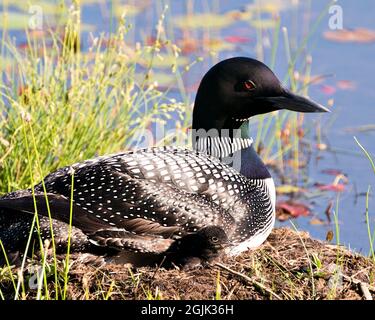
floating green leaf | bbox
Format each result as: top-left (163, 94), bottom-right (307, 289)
top-left (173, 13), bottom-right (235, 29)
top-left (276, 184), bottom-right (305, 194)
top-left (250, 19), bottom-right (279, 29)
top-left (246, 0), bottom-right (298, 14)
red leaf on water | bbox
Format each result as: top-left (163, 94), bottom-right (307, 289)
top-left (337, 80), bottom-right (356, 90)
top-left (324, 28), bottom-right (375, 43)
top-left (316, 183), bottom-right (345, 192)
top-left (310, 218), bottom-right (325, 225)
top-left (224, 36), bottom-right (251, 43)
top-left (320, 85), bottom-right (336, 95)
top-left (276, 201), bottom-right (310, 221)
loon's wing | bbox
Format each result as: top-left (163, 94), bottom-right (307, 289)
top-left (89, 229), bottom-right (174, 253)
top-left (0, 193), bottom-right (108, 233)
top-left (0, 193), bottom-right (177, 254)
top-left (1, 146), bottom-right (272, 248)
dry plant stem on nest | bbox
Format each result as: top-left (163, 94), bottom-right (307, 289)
top-left (214, 262), bottom-right (282, 300)
top-left (358, 282), bottom-right (373, 300)
top-left (342, 274), bottom-right (375, 294)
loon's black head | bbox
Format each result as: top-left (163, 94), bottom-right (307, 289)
top-left (193, 57), bottom-right (329, 131)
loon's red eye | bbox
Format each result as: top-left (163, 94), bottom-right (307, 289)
top-left (243, 80), bottom-right (256, 91)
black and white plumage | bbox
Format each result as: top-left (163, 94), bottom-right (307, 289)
top-left (0, 57), bottom-right (328, 266)
top-left (0, 146), bottom-right (273, 256)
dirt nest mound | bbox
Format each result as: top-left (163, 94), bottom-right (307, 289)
top-left (65, 228), bottom-right (375, 300)
top-left (1, 228), bottom-right (374, 300)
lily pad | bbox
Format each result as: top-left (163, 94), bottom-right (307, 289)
top-left (310, 218), bottom-right (325, 225)
top-left (276, 184), bottom-right (305, 195)
top-left (246, 0), bottom-right (299, 14)
top-left (337, 80), bottom-right (356, 90)
top-left (249, 18), bottom-right (279, 29)
top-left (203, 38), bottom-right (236, 52)
top-left (324, 28), bottom-right (375, 43)
top-left (320, 85), bottom-right (336, 95)
top-left (226, 10), bottom-right (253, 21)
top-left (173, 13), bottom-right (235, 30)
top-left (315, 183), bottom-right (345, 192)
top-left (224, 36), bottom-right (251, 44)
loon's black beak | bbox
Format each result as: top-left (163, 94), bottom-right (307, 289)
top-left (266, 88), bottom-right (330, 113)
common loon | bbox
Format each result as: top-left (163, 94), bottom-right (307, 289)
top-left (0, 57), bottom-right (328, 266)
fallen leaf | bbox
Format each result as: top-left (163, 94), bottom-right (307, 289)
top-left (316, 183), bottom-right (345, 192)
top-left (320, 85), bottom-right (336, 95)
top-left (326, 230), bottom-right (334, 242)
top-left (276, 201), bottom-right (310, 221)
top-left (276, 185), bottom-right (305, 195)
top-left (309, 218), bottom-right (325, 225)
top-left (173, 13), bottom-right (235, 29)
top-left (246, 0), bottom-right (299, 14)
top-left (226, 10), bottom-right (253, 21)
top-left (202, 39), bottom-right (235, 52)
top-left (249, 19), bottom-right (279, 29)
top-left (324, 28), bottom-right (375, 43)
top-left (224, 36), bottom-right (251, 44)
top-left (337, 80), bottom-right (356, 90)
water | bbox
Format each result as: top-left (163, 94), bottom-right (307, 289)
top-left (1, 0), bottom-right (374, 254)
top-left (291, 0), bottom-right (375, 254)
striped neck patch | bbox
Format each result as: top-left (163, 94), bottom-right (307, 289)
top-left (194, 136), bottom-right (254, 158)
